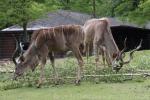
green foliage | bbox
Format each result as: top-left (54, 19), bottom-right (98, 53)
top-left (70, 0), bottom-right (91, 14)
top-left (127, 0), bottom-right (150, 24)
top-left (0, 0), bottom-right (149, 29)
top-left (0, 0), bottom-right (13, 29)
top-left (0, 0), bottom-right (56, 29)
top-left (115, 0), bottom-right (134, 16)
top-left (9, 0), bottom-right (48, 25)
top-left (127, 50), bottom-right (150, 69)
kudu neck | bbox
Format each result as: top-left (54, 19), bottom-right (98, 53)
top-left (104, 31), bottom-right (119, 65)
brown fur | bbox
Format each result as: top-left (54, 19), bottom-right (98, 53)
top-left (83, 18), bottom-right (119, 68)
top-left (83, 18), bottom-right (141, 72)
top-left (14, 25), bottom-right (84, 86)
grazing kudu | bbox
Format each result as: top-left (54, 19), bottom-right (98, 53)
top-left (83, 18), bottom-right (142, 72)
top-left (13, 25), bottom-right (84, 87)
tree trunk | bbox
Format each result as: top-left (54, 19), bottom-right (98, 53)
top-left (66, 0), bottom-right (70, 4)
top-left (111, 7), bottom-right (115, 17)
top-left (62, 0), bottom-right (70, 9)
top-left (92, 0), bottom-right (96, 18)
top-left (132, 0), bottom-right (140, 10)
top-left (22, 21), bottom-right (29, 42)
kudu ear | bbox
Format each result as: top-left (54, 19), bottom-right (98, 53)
top-left (122, 39), bottom-right (142, 64)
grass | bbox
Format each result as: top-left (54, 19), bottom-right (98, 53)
top-left (0, 50), bottom-right (150, 100)
top-left (124, 50), bottom-right (150, 69)
top-left (0, 80), bottom-right (150, 100)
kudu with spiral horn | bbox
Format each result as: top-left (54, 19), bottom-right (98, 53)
top-left (112, 39), bottom-right (143, 72)
top-left (83, 18), bottom-right (142, 72)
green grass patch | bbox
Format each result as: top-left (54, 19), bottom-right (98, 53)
top-left (0, 80), bottom-right (150, 100)
top-left (0, 50), bottom-right (150, 91)
top-left (123, 50), bottom-right (150, 70)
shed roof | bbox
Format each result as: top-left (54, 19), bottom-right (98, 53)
top-left (1, 10), bottom-right (148, 32)
top-left (2, 10), bottom-right (91, 32)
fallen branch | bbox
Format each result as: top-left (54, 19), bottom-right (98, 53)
top-left (137, 70), bottom-right (150, 72)
top-left (51, 73), bottom-right (150, 79)
top-left (84, 73), bottom-right (150, 77)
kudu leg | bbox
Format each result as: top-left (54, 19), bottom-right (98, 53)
top-left (99, 46), bottom-right (106, 67)
top-left (86, 44), bottom-right (90, 63)
top-left (105, 50), bottom-right (112, 67)
top-left (93, 43), bottom-right (100, 70)
top-left (37, 57), bottom-right (46, 88)
top-left (102, 53), bottom-right (105, 67)
top-left (83, 43), bottom-right (89, 63)
top-left (37, 45), bottom-right (48, 88)
top-left (71, 46), bottom-right (84, 85)
top-left (48, 52), bottom-right (59, 85)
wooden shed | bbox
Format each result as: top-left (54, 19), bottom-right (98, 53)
top-left (0, 32), bottom-right (16, 59)
top-left (111, 25), bottom-right (150, 51)
top-left (0, 30), bottom-right (33, 59)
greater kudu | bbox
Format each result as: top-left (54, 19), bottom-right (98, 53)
top-left (13, 25), bottom-right (84, 87)
top-left (83, 18), bottom-right (142, 72)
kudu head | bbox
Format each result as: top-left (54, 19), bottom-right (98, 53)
top-left (13, 53), bottom-right (39, 80)
top-left (112, 38), bottom-right (142, 72)
top-left (13, 54), bottom-right (26, 80)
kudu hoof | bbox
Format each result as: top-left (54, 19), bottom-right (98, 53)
top-left (54, 80), bottom-right (60, 85)
top-left (36, 83), bottom-right (42, 88)
top-left (75, 80), bottom-right (81, 85)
